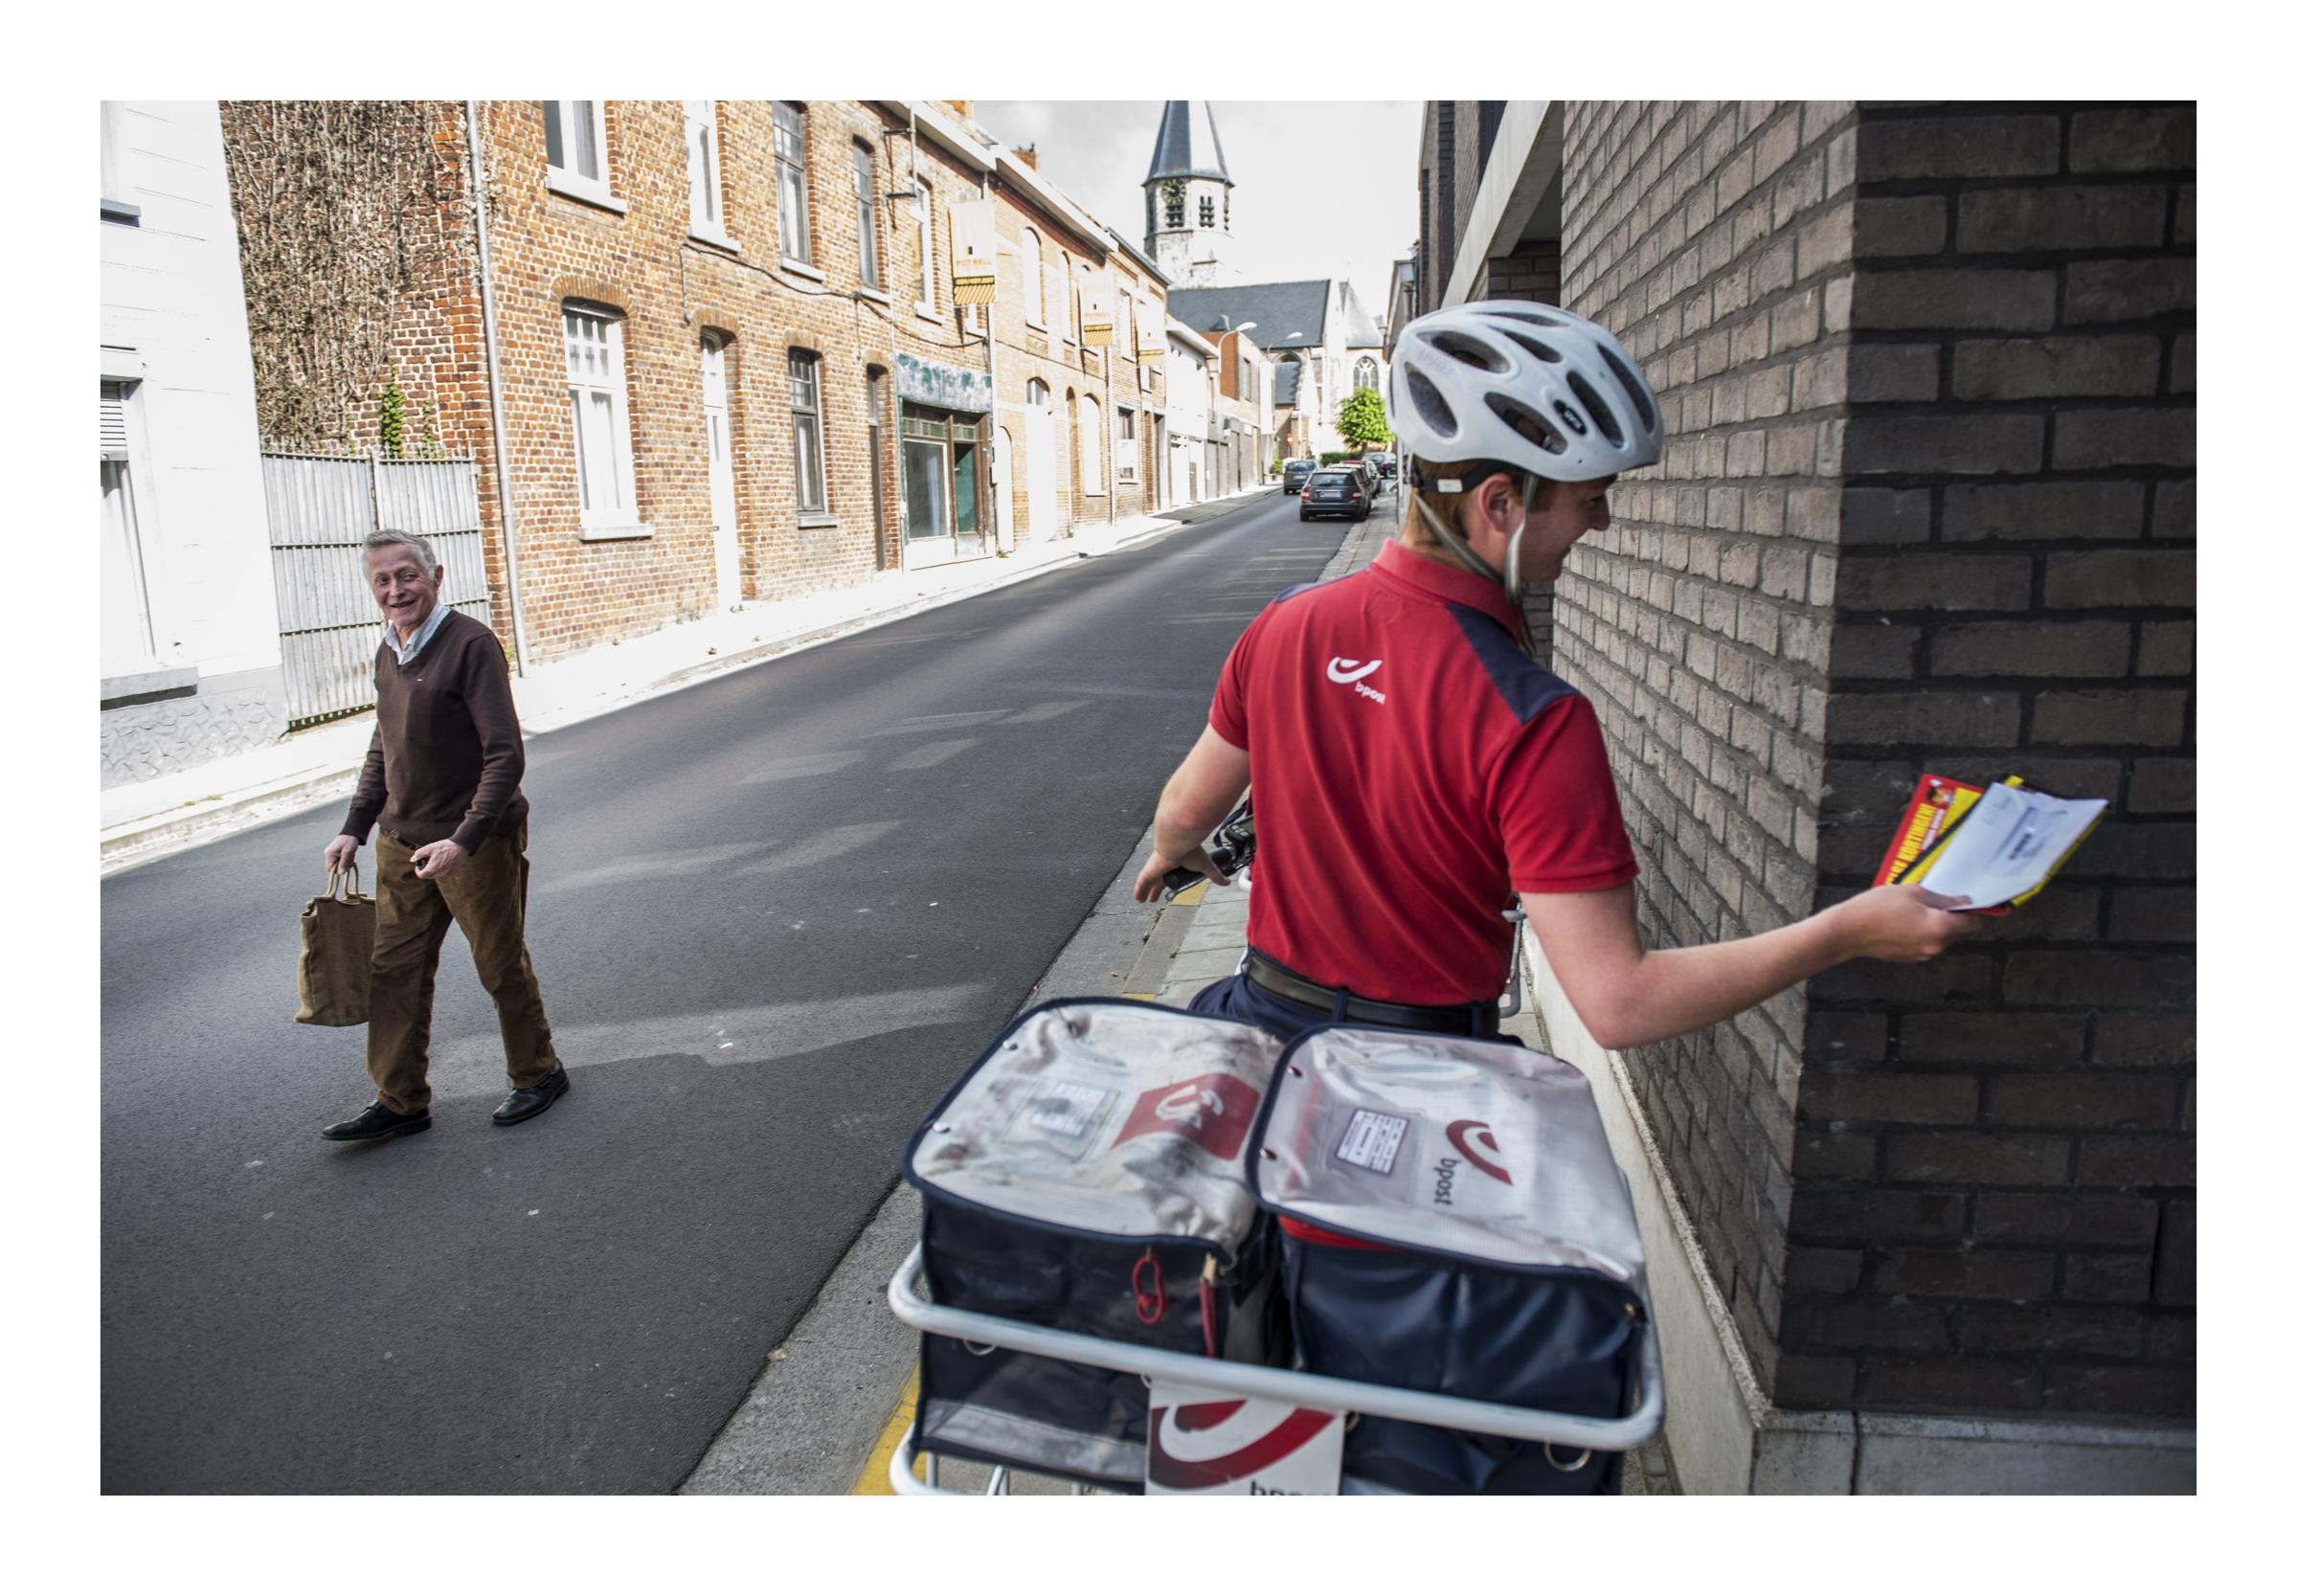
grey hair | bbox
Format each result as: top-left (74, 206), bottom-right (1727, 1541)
top-left (364, 528), bottom-right (441, 572)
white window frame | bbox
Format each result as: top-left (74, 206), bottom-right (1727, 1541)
top-left (1115, 291), bottom-right (1134, 361)
top-left (912, 177), bottom-right (936, 315)
top-left (853, 139), bottom-right (884, 292)
top-left (1021, 229), bottom-right (1044, 328)
top-left (789, 348), bottom-right (830, 518)
top-left (776, 102), bottom-right (814, 267)
top-left (1117, 407), bottom-right (1138, 483)
top-left (1051, 253), bottom-right (1070, 344)
top-left (685, 101), bottom-right (734, 248)
top-left (564, 304), bottom-right (644, 538)
top-left (544, 101), bottom-right (622, 213)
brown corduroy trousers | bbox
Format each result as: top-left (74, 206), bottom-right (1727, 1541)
top-left (367, 823), bottom-right (559, 1114)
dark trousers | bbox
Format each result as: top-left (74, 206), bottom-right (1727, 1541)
top-left (367, 823), bottom-right (558, 1113)
top-left (1188, 971), bottom-right (1510, 1047)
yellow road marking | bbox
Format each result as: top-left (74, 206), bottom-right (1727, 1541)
top-left (850, 1364), bottom-right (922, 1495)
top-left (1170, 881), bottom-right (1209, 907)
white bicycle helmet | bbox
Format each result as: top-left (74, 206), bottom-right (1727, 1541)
top-left (1386, 302), bottom-right (1662, 605)
top-left (1388, 301), bottom-right (1662, 483)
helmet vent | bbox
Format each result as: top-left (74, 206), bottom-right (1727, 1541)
top-left (1483, 393), bottom-right (1565, 455)
top-left (1405, 366), bottom-right (1458, 438)
top-left (1566, 371), bottom-right (1625, 447)
top-left (1498, 330), bottom-right (1563, 364)
top-left (1487, 306), bottom-right (1569, 328)
top-left (1428, 331), bottom-right (1501, 372)
top-left (1599, 347), bottom-right (1658, 433)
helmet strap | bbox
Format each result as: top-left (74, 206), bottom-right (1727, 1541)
top-left (1407, 488), bottom-right (1503, 588)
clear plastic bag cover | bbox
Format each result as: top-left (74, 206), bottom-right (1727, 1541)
top-left (1255, 1027), bottom-right (1647, 1286)
top-left (910, 1003), bottom-right (1282, 1254)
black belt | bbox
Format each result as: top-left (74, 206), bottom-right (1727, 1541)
top-left (1244, 949), bottom-right (1498, 1037)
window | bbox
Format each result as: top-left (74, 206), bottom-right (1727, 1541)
top-left (852, 139), bottom-right (882, 290)
top-left (685, 101), bottom-right (728, 242)
top-left (564, 306), bottom-right (639, 532)
top-left (789, 349), bottom-right (827, 515)
top-left (1050, 253), bottom-right (1070, 343)
top-left (1199, 195), bottom-right (1214, 228)
top-left (1117, 408), bottom-right (1137, 483)
top-left (913, 178), bottom-right (936, 311)
top-left (775, 102), bottom-right (813, 265)
top-left (1026, 377), bottom-right (1051, 409)
top-left (1224, 191), bottom-right (1230, 229)
top-left (1356, 356), bottom-right (1380, 392)
top-left (1080, 393), bottom-right (1103, 495)
top-left (101, 101), bottom-right (140, 224)
top-left (1115, 292), bottom-right (1133, 359)
top-left (1021, 229), bottom-right (1044, 326)
top-left (543, 101), bottom-right (616, 209)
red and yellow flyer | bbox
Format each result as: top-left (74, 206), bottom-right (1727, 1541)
top-left (1875, 773), bottom-right (1989, 889)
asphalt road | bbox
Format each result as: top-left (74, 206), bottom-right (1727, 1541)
top-left (101, 489), bottom-right (1350, 1494)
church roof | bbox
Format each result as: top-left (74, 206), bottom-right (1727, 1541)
top-left (1167, 281), bottom-right (1331, 350)
top-left (1145, 101), bottom-right (1230, 185)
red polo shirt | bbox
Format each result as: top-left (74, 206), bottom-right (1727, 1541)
top-left (1208, 541), bottom-right (1637, 1005)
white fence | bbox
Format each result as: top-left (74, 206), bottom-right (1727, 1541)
top-left (261, 449), bottom-right (492, 728)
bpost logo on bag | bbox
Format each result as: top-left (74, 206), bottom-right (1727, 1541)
top-left (1144, 1383), bottom-right (1343, 1495)
top-left (1432, 1118), bottom-right (1513, 1206)
top-left (1326, 656), bottom-right (1386, 704)
top-left (1112, 1073), bottom-right (1260, 1160)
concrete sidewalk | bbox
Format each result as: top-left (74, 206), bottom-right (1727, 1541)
top-left (99, 489), bottom-right (1275, 875)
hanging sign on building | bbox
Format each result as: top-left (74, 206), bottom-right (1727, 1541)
top-left (950, 199), bottom-right (998, 306)
top-left (895, 351), bottom-right (994, 414)
top-left (1080, 273), bottom-right (1115, 348)
top-left (1137, 307), bottom-right (1167, 362)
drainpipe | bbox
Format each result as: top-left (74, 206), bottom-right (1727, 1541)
top-left (463, 100), bottom-right (530, 675)
top-left (979, 160), bottom-right (1007, 551)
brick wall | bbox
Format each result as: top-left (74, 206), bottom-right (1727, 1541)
top-left (1553, 101), bottom-right (2195, 1425)
top-left (1558, 101), bottom-right (1858, 1396)
top-left (225, 101), bottom-right (1001, 663)
top-left (1788, 102), bottom-right (2196, 1420)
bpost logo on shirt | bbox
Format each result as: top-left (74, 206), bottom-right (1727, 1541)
top-left (1326, 656), bottom-right (1385, 704)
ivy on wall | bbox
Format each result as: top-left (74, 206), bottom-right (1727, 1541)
top-left (219, 101), bottom-right (468, 451)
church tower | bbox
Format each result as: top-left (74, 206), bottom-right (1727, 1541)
top-left (1144, 101), bottom-right (1235, 287)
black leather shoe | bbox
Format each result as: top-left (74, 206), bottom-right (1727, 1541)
top-left (321, 1101), bottom-right (432, 1142)
top-left (492, 1064), bottom-right (571, 1126)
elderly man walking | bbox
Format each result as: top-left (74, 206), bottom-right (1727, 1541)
top-left (318, 529), bottom-right (569, 1142)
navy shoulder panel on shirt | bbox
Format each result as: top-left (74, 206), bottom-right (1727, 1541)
top-left (1446, 603), bottom-right (1580, 725)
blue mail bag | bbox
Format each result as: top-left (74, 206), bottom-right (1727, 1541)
top-left (1248, 1024), bottom-right (1654, 1495)
top-left (902, 1000), bottom-right (1284, 1491)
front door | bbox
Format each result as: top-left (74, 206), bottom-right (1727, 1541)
top-left (701, 336), bottom-right (740, 607)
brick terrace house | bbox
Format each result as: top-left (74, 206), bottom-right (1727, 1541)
top-left (221, 100), bottom-right (1000, 665)
top-left (1413, 100), bottom-right (2196, 1492)
top-left (954, 124), bottom-right (1168, 547)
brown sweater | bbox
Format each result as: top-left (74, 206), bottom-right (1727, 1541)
top-left (343, 608), bottom-right (530, 853)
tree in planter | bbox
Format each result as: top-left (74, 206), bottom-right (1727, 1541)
top-left (1338, 387), bottom-right (1394, 453)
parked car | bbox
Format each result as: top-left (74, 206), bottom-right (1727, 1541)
top-left (1347, 459), bottom-right (1383, 499)
top-left (1366, 451), bottom-right (1398, 480)
top-left (1298, 468), bottom-right (1370, 522)
top-left (1281, 459), bottom-right (1317, 495)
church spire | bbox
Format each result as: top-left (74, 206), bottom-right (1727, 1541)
top-left (1144, 101), bottom-right (1236, 288)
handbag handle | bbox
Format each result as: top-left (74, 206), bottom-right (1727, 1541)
top-left (327, 863), bottom-right (363, 901)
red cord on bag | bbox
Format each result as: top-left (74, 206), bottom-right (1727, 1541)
top-left (1199, 1277), bottom-right (1219, 1360)
top-left (1132, 1251), bottom-right (1164, 1325)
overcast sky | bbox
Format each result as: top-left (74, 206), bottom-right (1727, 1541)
top-left (970, 101), bottom-right (1421, 316)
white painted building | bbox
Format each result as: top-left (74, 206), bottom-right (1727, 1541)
top-left (101, 101), bottom-right (281, 788)
top-left (1162, 319), bottom-right (1216, 506)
